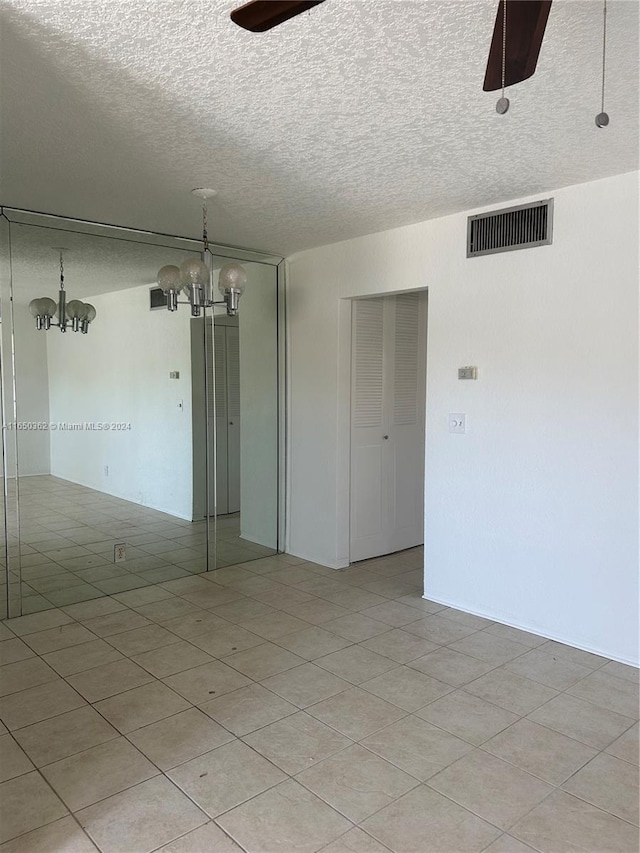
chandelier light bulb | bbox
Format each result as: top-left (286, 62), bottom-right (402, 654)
top-left (29, 297), bottom-right (57, 318)
top-left (43, 297), bottom-right (58, 317)
top-left (65, 300), bottom-right (87, 320)
top-left (179, 257), bottom-right (210, 289)
top-left (29, 298), bottom-right (42, 318)
top-left (84, 304), bottom-right (97, 323)
top-left (218, 262), bottom-right (247, 297)
top-left (157, 264), bottom-right (181, 293)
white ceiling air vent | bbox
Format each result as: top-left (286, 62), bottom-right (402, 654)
top-left (467, 199), bottom-right (553, 258)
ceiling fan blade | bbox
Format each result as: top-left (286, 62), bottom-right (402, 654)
top-left (483, 0), bottom-right (552, 91)
top-left (230, 0), bottom-right (326, 33)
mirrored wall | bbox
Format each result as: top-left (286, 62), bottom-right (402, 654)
top-left (0, 209), bottom-right (283, 619)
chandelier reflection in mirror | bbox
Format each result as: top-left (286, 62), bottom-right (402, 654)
top-left (29, 250), bottom-right (97, 334)
top-left (156, 189), bottom-right (247, 317)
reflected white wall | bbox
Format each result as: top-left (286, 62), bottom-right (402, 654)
top-left (193, 263), bottom-right (279, 547)
top-left (47, 283), bottom-right (194, 519)
top-left (238, 262), bottom-right (278, 549)
top-left (14, 310), bottom-right (50, 475)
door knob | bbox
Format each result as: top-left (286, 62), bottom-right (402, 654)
top-left (229, 421), bottom-right (234, 425)
top-left (383, 435), bottom-right (389, 440)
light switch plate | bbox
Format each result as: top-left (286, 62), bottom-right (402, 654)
top-left (458, 366), bottom-right (477, 380)
top-left (449, 413), bottom-right (466, 434)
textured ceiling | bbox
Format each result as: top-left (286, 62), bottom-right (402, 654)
top-left (7, 222), bottom-right (269, 304)
top-left (1, 0), bottom-right (638, 255)
top-left (7, 223), bottom-right (195, 304)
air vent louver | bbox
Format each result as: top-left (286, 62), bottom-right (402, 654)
top-left (150, 287), bottom-right (166, 310)
top-left (467, 199), bottom-right (553, 257)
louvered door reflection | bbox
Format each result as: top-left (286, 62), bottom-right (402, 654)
top-left (207, 322), bottom-right (241, 516)
top-left (225, 326), bottom-right (241, 513)
top-left (350, 293), bottom-right (427, 562)
top-left (206, 322), bottom-right (227, 515)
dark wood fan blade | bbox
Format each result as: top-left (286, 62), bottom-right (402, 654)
top-left (230, 0), bottom-right (326, 32)
top-left (483, 0), bottom-right (552, 91)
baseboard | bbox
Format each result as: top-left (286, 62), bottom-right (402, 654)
top-left (5, 471), bottom-right (51, 478)
top-left (423, 593), bottom-right (639, 668)
top-left (239, 531), bottom-right (278, 550)
top-left (48, 473), bottom-right (192, 522)
top-left (285, 547), bottom-right (348, 570)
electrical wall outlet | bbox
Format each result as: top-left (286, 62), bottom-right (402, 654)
top-left (114, 543), bottom-right (126, 562)
top-left (449, 413), bottom-right (466, 434)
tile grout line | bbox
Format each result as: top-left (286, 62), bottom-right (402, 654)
top-left (1, 540), bottom-right (637, 850)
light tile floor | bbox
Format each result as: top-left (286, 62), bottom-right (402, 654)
top-left (1, 476), bottom-right (276, 617)
top-left (0, 547), bottom-right (638, 853)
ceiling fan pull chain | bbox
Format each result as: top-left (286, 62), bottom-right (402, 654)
top-left (596, 0), bottom-right (610, 127)
top-left (501, 0), bottom-right (506, 95)
top-left (496, 0), bottom-right (510, 114)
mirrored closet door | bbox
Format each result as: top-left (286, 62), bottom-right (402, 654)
top-left (0, 209), bottom-right (282, 618)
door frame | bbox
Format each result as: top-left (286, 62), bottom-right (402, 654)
top-left (336, 287), bottom-right (429, 568)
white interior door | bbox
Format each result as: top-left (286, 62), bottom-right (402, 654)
top-left (350, 298), bottom-right (387, 560)
top-left (388, 293), bottom-right (426, 553)
top-left (350, 292), bottom-right (426, 562)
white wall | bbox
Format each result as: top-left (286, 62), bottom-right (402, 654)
top-left (286, 171), bottom-right (639, 666)
top-left (12, 309), bottom-right (51, 476)
top-left (47, 284), bottom-right (193, 518)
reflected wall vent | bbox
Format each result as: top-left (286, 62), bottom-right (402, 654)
top-left (150, 286), bottom-right (166, 310)
top-left (467, 199), bottom-right (553, 257)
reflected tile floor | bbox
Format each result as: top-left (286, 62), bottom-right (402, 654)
top-left (0, 546), bottom-right (638, 853)
top-left (3, 476), bottom-right (275, 617)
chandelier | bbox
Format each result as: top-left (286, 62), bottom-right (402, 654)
top-left (156, 189), bottom-right (247, 317)
top-left (29, 250), bottom-right (97, 334)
